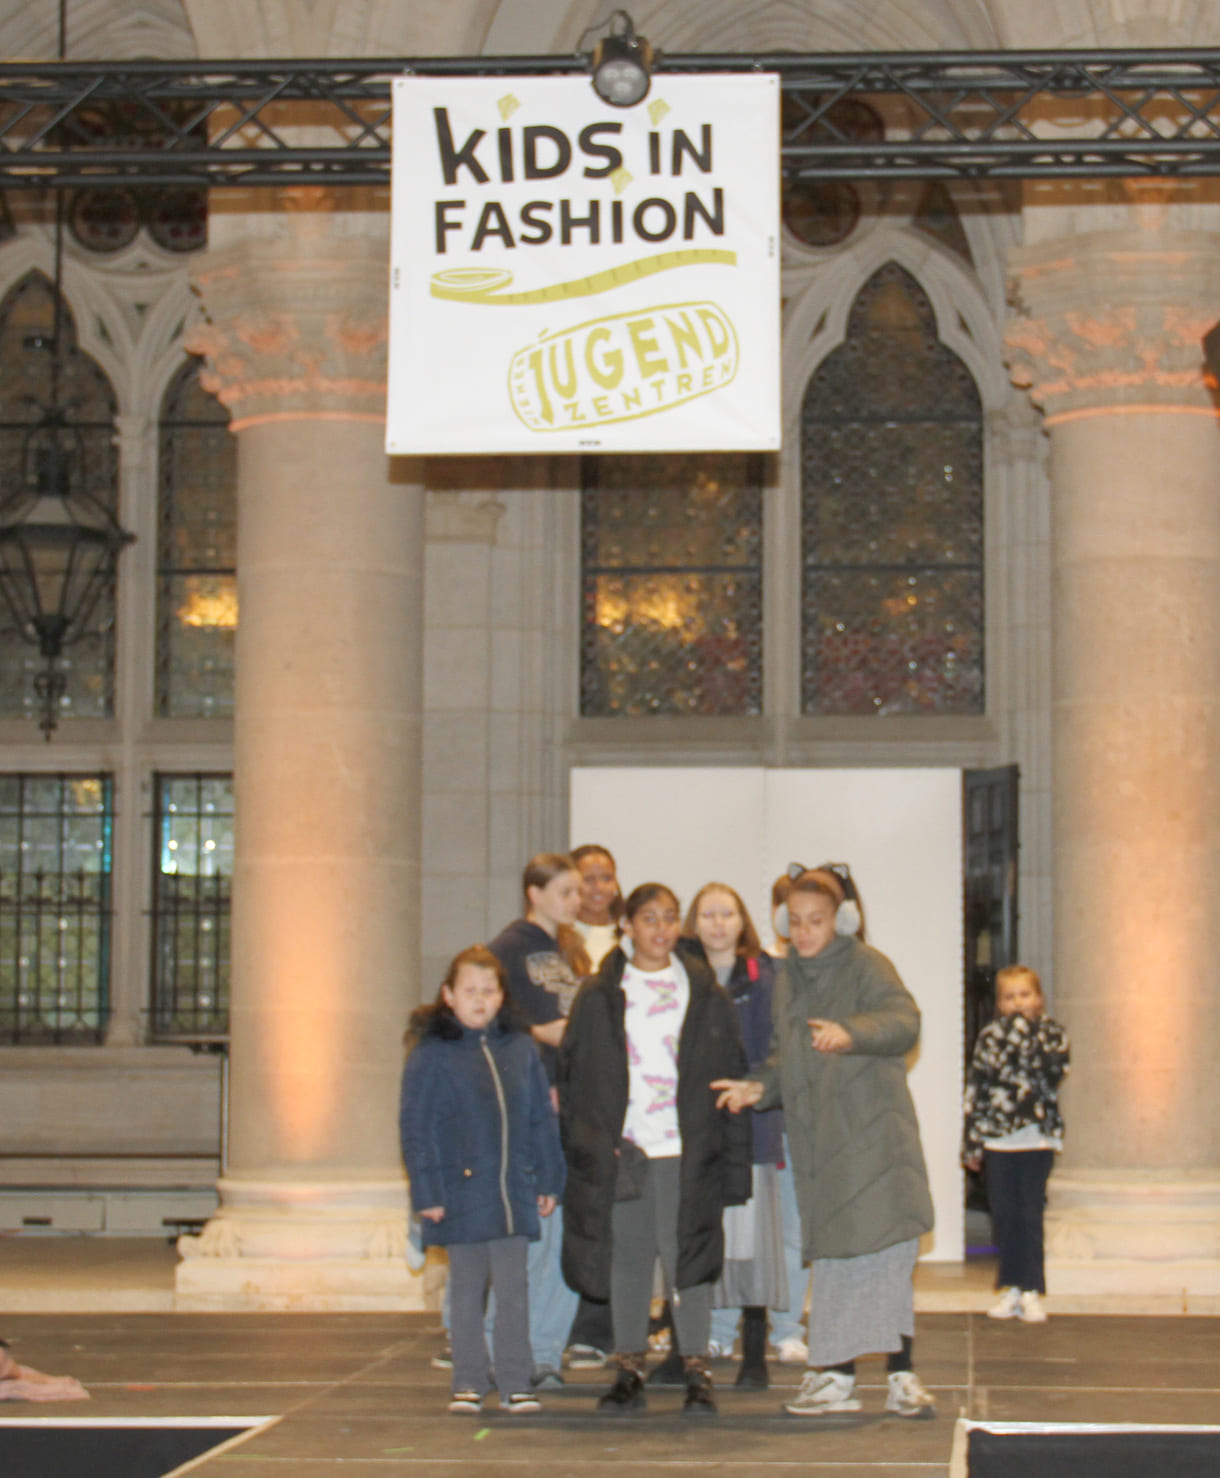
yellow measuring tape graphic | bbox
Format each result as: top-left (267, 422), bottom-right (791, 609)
top-left (429, 248), bottom-right (737, 306)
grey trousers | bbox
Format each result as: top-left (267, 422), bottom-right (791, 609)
top-left (448, 1236), bottom-right (531, 1398)
top-left (610, 1154), bottom-right (711, 1357)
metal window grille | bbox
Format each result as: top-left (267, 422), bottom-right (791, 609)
top-left (580, 452), bottom-right (764, 717)
top-left (155, 358), bottom-right (237, 718)
top-left (150, 772), bottom-right (233, 1041)
top-left (801, 262), bottom-right (984, 716)
top-left (0, 272), bottom-right (120, 721)
top-left (0, 773), bottom-right (113, 1043)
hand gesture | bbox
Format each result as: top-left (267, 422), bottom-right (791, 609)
top-left (808, 1018), bottom-right (851, 1053)
top-left (538, 1195), bottom-right (557, 1217)
top-left (711, 1077), bottom-right (764, 1113)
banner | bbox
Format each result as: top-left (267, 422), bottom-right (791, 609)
top-left (386, 73), bottom-right (780, 455)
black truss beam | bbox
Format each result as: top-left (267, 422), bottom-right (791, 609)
top-left (3, 48), bottom-right (1220, 187)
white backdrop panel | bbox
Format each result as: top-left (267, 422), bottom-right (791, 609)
top-left (569, 766), bottom-right (964, 1261)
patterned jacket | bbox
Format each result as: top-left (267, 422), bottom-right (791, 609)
top-left (962, 1012), bottom-right (1071, 1163)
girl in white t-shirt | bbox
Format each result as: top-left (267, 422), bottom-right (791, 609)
top-left (557, 883), bottom-right (751, 1417)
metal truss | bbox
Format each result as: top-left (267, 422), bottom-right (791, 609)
top-left (3, 48), bottom-right (1220, 188)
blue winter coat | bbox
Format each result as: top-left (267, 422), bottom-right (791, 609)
top-left (399, 1013), bottom-right (566, 1248)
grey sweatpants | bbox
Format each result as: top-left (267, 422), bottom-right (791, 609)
top-left (448, 1236), bottom-right (531, 1398)
top-left (610, 1154), bottom-right (711, 1357)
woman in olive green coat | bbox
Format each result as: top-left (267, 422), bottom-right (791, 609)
top-left (713, 870), bottom-right (935, 1421)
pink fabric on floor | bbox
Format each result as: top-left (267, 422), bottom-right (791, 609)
top-left (0, 1370), bottom-right (89, 1402)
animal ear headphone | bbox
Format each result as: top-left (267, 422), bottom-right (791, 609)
top-left (773, 862), bottom-right (862, 938)
top-left (771, 862), bottom-right (807, 937)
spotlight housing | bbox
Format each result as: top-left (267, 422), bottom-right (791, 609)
top-left (590, 11), bottom-right (654, 108)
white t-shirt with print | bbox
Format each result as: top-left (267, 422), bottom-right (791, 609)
top-left (621, 959), bottom-right (689, 1158)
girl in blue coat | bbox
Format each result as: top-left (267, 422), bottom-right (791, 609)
top-left (400, 945), bottom-right (566, 1415)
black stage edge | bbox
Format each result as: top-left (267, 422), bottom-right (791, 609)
top-left (0, 1422), bottom-right (253, 1478)
top-left (967, 1426), bottom-right (1220, 1478)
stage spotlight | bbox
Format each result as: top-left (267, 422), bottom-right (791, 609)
top-left (590, 10), bottom-right (654, 108)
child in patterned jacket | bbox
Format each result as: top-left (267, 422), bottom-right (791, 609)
top-left (963, 964), bottom-right (1070, 1323)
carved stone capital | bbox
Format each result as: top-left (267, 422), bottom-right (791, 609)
top-left (1005, 230), bottom-right (1220, 424)
top-left (187, 232), bottom-right (388, 431)
top-left (985, 392), bottom-right (1047, 463)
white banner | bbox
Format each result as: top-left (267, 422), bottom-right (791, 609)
top-left (386, 73), bottom-right (780, 455)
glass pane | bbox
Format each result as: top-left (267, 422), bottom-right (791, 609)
top-left (0, 273), bottom-right (120, 721)
top-left (0, 773), bottom-right (113, 1043)
top-left (801, 263), bottom-right (984, 716)
top-left (156, 359), bottom-right (237, 717)
top-left (581, 453), bottom-right (764, 717)
top-left (152, 773), bottom-right (233, 1039)
top-left (582, 571), bottom-right (762, 717)
top-left (805, 568), bottom-right (983, 715)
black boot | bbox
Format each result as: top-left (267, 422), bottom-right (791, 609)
top-left (682, 1357), bottom-right (717, 1416)
top-left (734, 1306), bottom-right (770, 1390)
top-left (597, 1355), bottom-right (647, 1414)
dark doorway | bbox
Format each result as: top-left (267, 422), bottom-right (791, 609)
top-left (962, 763), bottom-right (1020, 1240)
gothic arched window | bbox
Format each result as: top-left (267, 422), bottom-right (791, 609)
top-left (801, 262), bottom-right (983, 716)
top-left (0, 272), bottom-right (120, 722)
top-left (156, 358), bottom-right (236, 717)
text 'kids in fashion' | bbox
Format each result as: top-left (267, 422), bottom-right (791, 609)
top-left (558, 883), bottom-right (752, 1417)
top-left (399, 946), bottom-right (566, 1415)
top-left (963, 963), bottom-right (1070, 1323)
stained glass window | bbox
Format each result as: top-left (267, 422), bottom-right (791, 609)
top-left (0, 773), bottom-right (113, 1044)
top-left (150, 773), bottom-right (232, 1040)
top-left (0, 273), bottom-right (120, 722)
top-left (581, 454), bottom-right (763, 717)
top-left (801, 262), bottom-right (984, 715)
top-left (156, 358), bottom-right (236, 717)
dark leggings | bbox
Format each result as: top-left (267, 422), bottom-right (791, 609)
top-left (984, 1148), bottom-right (1055, 1294)
top-left (829, 1334), bottom-right (912, 1377)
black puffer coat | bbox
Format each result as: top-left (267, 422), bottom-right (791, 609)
top-left (556, 944), bottom-right (752, 1301)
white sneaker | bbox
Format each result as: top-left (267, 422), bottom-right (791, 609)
top-left (784, 1369), bottom-right (861, 1416)
top-left (447, 1389), bottom-right (483, 1415)
top-left (987, 1286), bottom-right (1022, 1320)
top-left (706, 1339), bottom-right (734, 1359)
top-left (1019, 1290), bottom-right (1048, 1323)
top-left (885, 1370), bottom-right (936, 1419)
top-left (774, 1337), bottom-right (809, 1364)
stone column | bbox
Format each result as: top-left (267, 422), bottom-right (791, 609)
top-left (1007, 230), bottom-right (1220, 1301)
top-left (175, 212), bottom-right (426, 1309)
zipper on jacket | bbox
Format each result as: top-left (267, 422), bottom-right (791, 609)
top-left (480, 1033), bottom-right (514, 1237)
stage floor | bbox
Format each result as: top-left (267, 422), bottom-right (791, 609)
top-left (1, 1310), bottom-right (1218, 1477)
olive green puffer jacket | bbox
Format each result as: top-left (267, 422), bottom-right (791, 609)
top-left (755, 935), bottom-right (934, 1261)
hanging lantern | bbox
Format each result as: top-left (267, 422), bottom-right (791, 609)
top-left (0, 398), bottom-right (134, 738)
